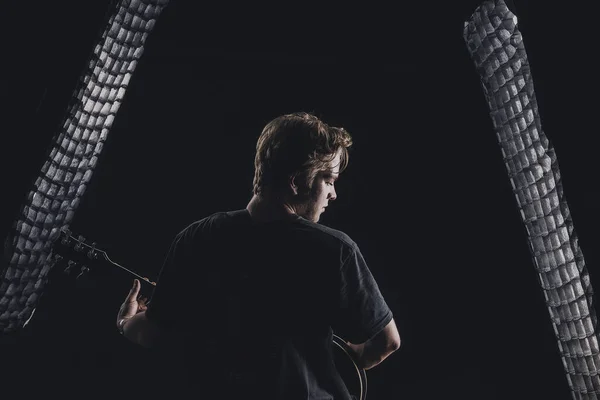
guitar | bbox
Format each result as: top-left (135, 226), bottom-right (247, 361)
top-left (50, 229), bottom-right (367, 400)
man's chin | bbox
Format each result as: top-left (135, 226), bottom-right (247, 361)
top-left (302, 212), bottom-right (318, 223)
top-left (299, 210), bottom-right (320, 223)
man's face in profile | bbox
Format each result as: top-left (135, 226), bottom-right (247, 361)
top-left (296, 151), bottom-right (341, 223)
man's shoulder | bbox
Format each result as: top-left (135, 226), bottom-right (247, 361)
top-left (297, 218), bottom-right (357, 250)
top-left (177, 210), bottom-right (240, 235)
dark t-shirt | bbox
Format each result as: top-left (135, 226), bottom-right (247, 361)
top-left (145, 209), bottom-right (393, 399)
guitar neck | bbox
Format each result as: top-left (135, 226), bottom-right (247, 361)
top-left (101, 253), bottom-right (156, 286)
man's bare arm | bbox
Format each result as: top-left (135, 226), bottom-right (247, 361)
top-left (346, 318), bottom-right (401, 370)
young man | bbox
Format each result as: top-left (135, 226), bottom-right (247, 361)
top-left (116, 112), bottom-right (400, 399)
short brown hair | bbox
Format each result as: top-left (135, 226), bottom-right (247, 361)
top-left (252, 112), bottom-right (353, 195)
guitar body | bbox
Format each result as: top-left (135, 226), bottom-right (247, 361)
top-left (332, 334), bottom-right (367, 400)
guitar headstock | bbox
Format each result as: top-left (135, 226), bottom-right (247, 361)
top-left (52, 228), bottom-right (156, 286)
top-left (51, 228), bottom-right (107, 279)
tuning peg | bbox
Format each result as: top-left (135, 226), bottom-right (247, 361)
top-left (87, 242), bottom-right (98, 259)
top-left (74, 235), bottom-right (86, 252)
top-left (64, 260), bottom-right (77, 274)
top-left (61, 232), bottom-right (71, 245)
top-left (76, 266), bottom-right (90, 280)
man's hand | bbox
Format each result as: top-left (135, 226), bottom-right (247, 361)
top-left (116, 279), bottom-right (148, 331)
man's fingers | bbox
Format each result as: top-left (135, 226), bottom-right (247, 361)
top-left (141, 276), bottom-right (157, 286)
top-left (126, 279), bottom-right (141, 302)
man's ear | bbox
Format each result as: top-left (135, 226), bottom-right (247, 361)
top-left (289, 175), bottom-right (299, 196)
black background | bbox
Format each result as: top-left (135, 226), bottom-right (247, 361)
top-left (1, 1), bottom-right (598, 398)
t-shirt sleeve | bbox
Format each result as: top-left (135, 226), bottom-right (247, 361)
top-left (145, 230), bottom-right (188, 330)
top-left (333, 246), bottom-right (393, 344)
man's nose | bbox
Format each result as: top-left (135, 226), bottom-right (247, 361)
top-left (329, 188), bottom-right (337, 201)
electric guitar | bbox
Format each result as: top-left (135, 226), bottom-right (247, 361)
top-left (50, 229), bottom-right (368, 400)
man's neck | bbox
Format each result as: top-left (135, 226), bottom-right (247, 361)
top-left (246, 193), bottom-right (298, 223)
